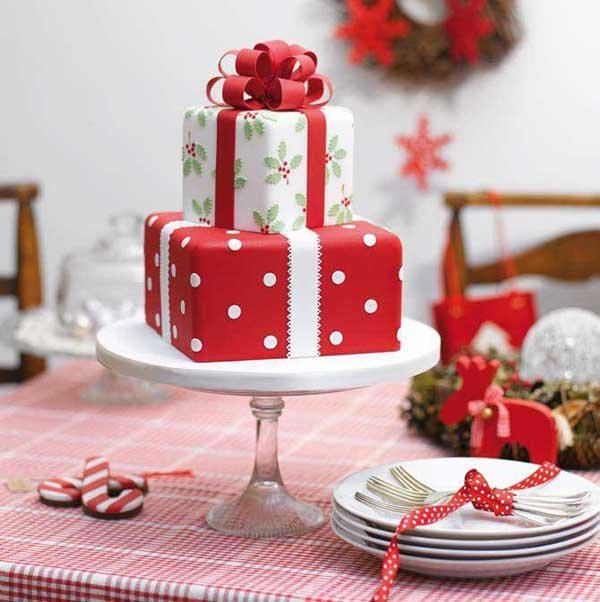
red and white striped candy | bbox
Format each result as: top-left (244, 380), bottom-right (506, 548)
top-left (81, 456), bottom-right (145, 518)
top-left (37, 477), bottom-right (82, 506)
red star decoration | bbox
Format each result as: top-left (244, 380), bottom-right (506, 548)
top-left (396, 117), bottom-right (452, 191)
top-left (444, 0), bottom-right (495, 64)
top-left (335, 0), bottom-right (410, 67)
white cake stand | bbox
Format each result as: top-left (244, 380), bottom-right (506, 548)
top-left (97, 317), bottom-right (440, 538)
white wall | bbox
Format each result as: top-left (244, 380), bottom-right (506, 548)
top-left (2, 0), bottom-right (600, 324)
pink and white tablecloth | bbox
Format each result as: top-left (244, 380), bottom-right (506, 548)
top-left (0, 361), bottom-right (598, 601)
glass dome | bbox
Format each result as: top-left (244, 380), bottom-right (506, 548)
top-left (56, 213), bottom-right (144, 336)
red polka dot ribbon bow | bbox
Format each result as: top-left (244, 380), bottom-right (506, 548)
top-left (370, 462), bottom-right (560, 602)
top-left (206, 40), bottom-right (333, 111)
top-left (468, 383), bottom-right (511, 449)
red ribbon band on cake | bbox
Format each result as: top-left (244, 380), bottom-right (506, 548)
top-left (207, 40), bottom-right (332, 229)
top-left (370, 462), bottom-right (561, 602)
top-left (468, 383), bottom-right (511, 449)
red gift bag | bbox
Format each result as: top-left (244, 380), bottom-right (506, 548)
top-left (432, 193), bottom-right (537, 365)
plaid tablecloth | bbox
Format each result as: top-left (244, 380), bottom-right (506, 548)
top-left (0, 361), bottom-right (598, 602)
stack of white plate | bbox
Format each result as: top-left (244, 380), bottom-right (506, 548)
top-left (332, 457), bottom-right (600, 578)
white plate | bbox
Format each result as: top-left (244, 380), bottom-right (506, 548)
top-left (333, 501), bottom-right (600, 549)
top-left (331, 519), bottom-right (599, 578)
top-left (333, 457), bottom-right (600, 539)
top-left (332, 513), bottom-right (600, 559)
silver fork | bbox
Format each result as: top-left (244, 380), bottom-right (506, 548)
top-left (355, 491), bottom-right (563, 526)
top-left (367, 476), bottom-right (587, 519)
top-left (390, 465), bottom-right (590, 509)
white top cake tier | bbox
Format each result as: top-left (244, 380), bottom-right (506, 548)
top-left (182, 105), bottom-right (354, 234)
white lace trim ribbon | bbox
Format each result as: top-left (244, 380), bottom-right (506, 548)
top-left (159, 221), bottom-right (200, 343)
top-left (283, 229), bottom-right (321, 358)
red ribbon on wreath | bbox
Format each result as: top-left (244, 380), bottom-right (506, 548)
top-left (205, 40), bottom-right (332, 229)
top-left (370, 462), bottom-right (560, 602)
top-left (206, 40), bottom-right (332, 111)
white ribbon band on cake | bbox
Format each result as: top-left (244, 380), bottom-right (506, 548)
top-left (159, 221), bottom-right (201, 343)
top-left (157, 222), bottom-right (321, 357)
top-left (283, 229), bottom-right (321, 358)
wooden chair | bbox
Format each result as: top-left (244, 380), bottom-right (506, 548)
top-left (444, 192), bottom-right (600, 296)
top-left (0, 183), bottom-right (46, 382)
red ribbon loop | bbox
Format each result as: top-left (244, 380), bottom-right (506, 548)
top-left (468, 384), bottom-right (511, 449)
top-left (462, 468), bottom-right (514, 516)
top-left (207, 40), bottom-right (332, 110)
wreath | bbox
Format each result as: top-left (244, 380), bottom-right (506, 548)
top-left (403, 350), bottom-right (600, 469)
top-left (335, 0), bottom-right (520, 82)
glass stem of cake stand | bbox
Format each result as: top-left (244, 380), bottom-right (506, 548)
top-left (205, 396), bottom-right (325, 538)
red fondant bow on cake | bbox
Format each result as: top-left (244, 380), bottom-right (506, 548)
top-left (370, 462), bottom-right (560, 602)
top-left (468, 383), bottom-right (511, 449)
top-left (206, 40), bottom-right (333, 110)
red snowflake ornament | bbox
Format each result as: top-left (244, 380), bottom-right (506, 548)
top-left (336, 0), bottom-right (410, 67)
top-left (396, 116), bottom-right (452, 191)
top-left (444, 0), bottom-right (495, 64)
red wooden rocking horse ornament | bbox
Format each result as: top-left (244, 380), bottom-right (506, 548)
top-left (440, 355), bottom-right (558, 464)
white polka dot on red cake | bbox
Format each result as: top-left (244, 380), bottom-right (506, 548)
top-left (154, 253), bottom-right (159, 267)
top-left (155, 313), bottom-right (161, 328)
top-left (331, 270), bottom-right (345, 285)
top-left (148, 215), bottom-right (158, 227)
top-left (181, 236), bottom-right (191, 248)
top-left (171, 264), bottom-right (177, 278)
top-left (364, 299), bottom-right (378, 314)
top-left (263, 335), bottom-right (277, 349)
top-left (172, 325), bottom-right (178, 339)
top-left (226, 230), bottom-right (240, 234)
top-left (342, 224), bottom-right (356, 229)
top-left (330, 331), bottom-right (343, 345)
top-left (263, 272), bottom-right (276, 287)
top-left (399, 266), bottom-right (404, 281)
top-left (227, 305), bottom-right (241, 320)
top-left (147, 277), bottom-right (152, 291)
top-left (191, 338), bottom-right (202, 352)
top-left (396, 327), bottom-right (402, 342)
top-left (363, 233), bottom-right (377, 247)
top-left (190, 273), bottom-right (201, 287)
top-left (180, 300), bottom-right (186, 315)
top-left (228, 239), bottom-right (242, 251)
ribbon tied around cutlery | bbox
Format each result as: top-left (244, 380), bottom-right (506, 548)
top-left (468, 384), bottom-right (511, 449)
top-left (370, 461), bottom-right (560, 602)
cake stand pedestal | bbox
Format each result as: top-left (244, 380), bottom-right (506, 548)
top-left (97, 317), bottom-right (440, 538)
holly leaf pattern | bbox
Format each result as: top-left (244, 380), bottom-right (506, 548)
top-left (183, 158), bottom-right (192, 176)
top-left (267, 205), bottom-right (279, 222)
top-left (271, 220), bottom-right (285, 233)
top-left (289, 154), bottom-right (303, 169)
top-left (295, 193), bottom-right (306, 208)
top-left (234, 159), bottom-right (242, 175)
top-left (328, 204), bottom-right (340, 217)
top-left (253, 211), bottom-right (265, 228)
top-left (191, 197), bottom-right (212, 224)
top-left (197, 112), bottom-right (207, 128)
top-left (254, 119), bottom-right (265, 135)
top-left (332, 161), bottom-right (342, 178)
top-left (196, 144), bottom-right (207, 160)
top-left (335, 149), bottom-right (347, 160)
top-left (203, 198), bottom-right (213, 215)
top-left (192, 159), bottom-right (203, 175)
top-left (244, 120), bottom-right (253, 141)
top-left (234, 177), bottom-right (247, 190)
top-left (292, 215), bottom-right (305, 230)
top-left (328, 135), bottom-right (338, 153)
top-left (328, 188), bottom-right (353, 224)
top-left (278, 140), bottom-right (287, 161)
top-left (264, 156), bottom-right (280, 169)
top-left (295, 116), bottom-right (306, 132)
top-left (192, 199), bottom-right (202, 215)
top-left (184, 109), bottom-right (194, 119)
top-left (266, 173), bottom-right (282, 185)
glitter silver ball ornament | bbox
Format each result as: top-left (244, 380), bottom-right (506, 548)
top-left (520, 308), bottom-right (600, 384)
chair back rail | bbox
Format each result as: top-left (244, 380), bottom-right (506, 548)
top-left (0, 183), bottom-right (45, 381)
top-left (443, 192), bottom-right (600, 296)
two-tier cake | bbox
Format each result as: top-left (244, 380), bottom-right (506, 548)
top-left (145, 40), bottom-right (403, 362)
